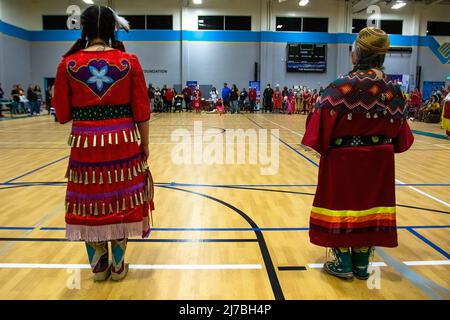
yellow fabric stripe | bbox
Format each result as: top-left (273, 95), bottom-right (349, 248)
top-left (311, 206), bottom-right (396, 217)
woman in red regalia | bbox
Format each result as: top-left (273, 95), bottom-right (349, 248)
top-left (442, 92), bottom-right (450, 139)
top-left (303, 89), bottom-right (312, 114)
top-left (302, 27), bottom-right (414, 280)
top-left (53, 5), bottom-right (154, 282)
top-left (272, 86), bottom-right (283, 113)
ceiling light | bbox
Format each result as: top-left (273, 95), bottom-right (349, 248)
top-left (83, 0), bottom-right (94, 4)
top-left (299, 0), bottom-right (309, 6)
top-left (392, 1), bottom-right (407, 9)
top-left (193, 0), bottom-right (202, 4)
top-left (277, 25), bottom-right (283, 29)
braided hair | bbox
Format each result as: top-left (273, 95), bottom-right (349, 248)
top-left (64, 5), bottom-right (127, 57)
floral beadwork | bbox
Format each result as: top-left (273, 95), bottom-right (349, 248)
top-left (68, 59), bottom-right (130, 99)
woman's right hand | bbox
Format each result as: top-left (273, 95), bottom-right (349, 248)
top-left (141, 144), bottom-right (150, 161)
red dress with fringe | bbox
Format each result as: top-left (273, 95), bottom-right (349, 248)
top-left (302, 69), bottom-right (414, 248)
top-left (53, 49), bottom-right (153, 242)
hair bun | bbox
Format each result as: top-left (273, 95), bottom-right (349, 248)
top-left (356, 27), bottom-right (389, 54)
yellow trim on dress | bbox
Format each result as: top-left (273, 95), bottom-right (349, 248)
top-left (311, 206), bottom-right (396, 217)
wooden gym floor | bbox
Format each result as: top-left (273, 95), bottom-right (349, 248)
top-left (0, 113), bottom-right (448, 300)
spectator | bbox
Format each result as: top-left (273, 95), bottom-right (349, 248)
top-left (273, 85), bottom-right (283, 113)
top-left (248, 87), bottom-right (257, 113)
top-left (230, 84), bottom-right (239, 114)
top-left (0, 83), bottom-right (4, 99)
top-left (182, 86), bottom-right (192, 111)
top-left (11, 85), bottom-right (21, 114)
top-left (165, 87), bottom-right (175, 112)
top-left (263, 84), bottom-right (274, 113)
top-left (34, 85), bottom-right (43, 111)
top-left (147, 83), bottom-right (155, 111)
top-left (239, 88), bottom-right (248, 113)
top-left (161, 85), bottom-right (168, 112)
top-left (27, 85), bottom-right (39, 116)
top-left (281, 86), bottom-right (289, 113)
top-left (221, 83), bottom-right (231, 111)
top-left (154, 87), bottom-right (163, 112)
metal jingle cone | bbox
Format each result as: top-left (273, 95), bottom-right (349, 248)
top-left (123, 130), bottom-right (128, 143)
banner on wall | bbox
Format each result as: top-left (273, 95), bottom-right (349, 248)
top-left (186, 81), bottom-right (198, 95)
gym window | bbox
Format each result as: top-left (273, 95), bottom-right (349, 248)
top-left (43, 15), bottom-right (72, 30)
top-left (198, 16), bottom-right (224, 30)
top-left (146, 15), bottom-right (173, 30)
top-left (225, 16), bottom-right (252, 30)
top-left (426, 21), bottom-right (450, 36)
top-left (381, 20), bottom-right (403, 35)
top-left (302, 18), bottom-right (328, 32)
top-left (352, 19), bottom-right (402, 35)
top-left (276, 17), bottom-right (302, 32)
top-left (352, 19), bottom-right (366, 33)
top-left (122, 15), bottom-right (146, 30)
top-left (276, 17), bottom-right (328, 32)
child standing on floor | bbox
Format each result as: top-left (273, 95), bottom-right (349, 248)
top-left (286, 89), bottom-right (295, 114)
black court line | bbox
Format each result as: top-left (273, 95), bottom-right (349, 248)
top-left (159, 185), bottom-right (285, 301)
top-left (0, 237), bottom-right (257, 243)
top-left (396, 204), bottom-right (450, 215)
top-left (278, 266), bottom-right (307, 271)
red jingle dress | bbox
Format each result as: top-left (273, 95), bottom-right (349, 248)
top-left (302, 69), bottom-right (414, 248)
top-left (273, 90), bottom-right (282, 110)
top-left (53, 49), bottom-right (153, 242)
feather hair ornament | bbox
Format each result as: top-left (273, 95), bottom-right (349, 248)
top-left (107, 7), bottom-right (130, 32)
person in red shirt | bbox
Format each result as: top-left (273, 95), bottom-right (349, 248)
top-left (192, 86), bottom-right (202, 112)
top-left (53, 5), bottom-right (154, 282)
top-left (165, 87), bottom-right (175, 112)
top-left (248, 87), bottom-right (257, 113)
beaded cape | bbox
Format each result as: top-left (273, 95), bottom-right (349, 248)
top-left (316, 69), bottom-right (408, 120)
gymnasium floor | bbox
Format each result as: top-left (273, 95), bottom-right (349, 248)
top-left (0, 113), bottom-right (448, 300)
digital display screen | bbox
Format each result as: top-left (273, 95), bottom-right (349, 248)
top-left (286, 43), bottom-right (327, 73)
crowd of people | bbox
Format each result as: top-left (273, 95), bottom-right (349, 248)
top-left (0, 83), bottom-right (44, 117)
top-left (406, 86), bottom-right (449, 122)
top-left (1, 79), bottom-right (449, 139)
top-left (146, 82), bottom-right (324, 115)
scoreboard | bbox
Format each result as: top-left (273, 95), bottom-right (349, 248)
top-left (286, 43), bottom-right (327, 73)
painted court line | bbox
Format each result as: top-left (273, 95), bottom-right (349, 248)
top-left (256, 116), bottom-right (304, 138)
top-left (0, 225), bottom-right (448, 231)
top-left (0, 263), bottom-right (262, 270)
top-left (307, 260), bottom-right (450, 269)
top-left (396, 178), bottom-right (450, 208)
